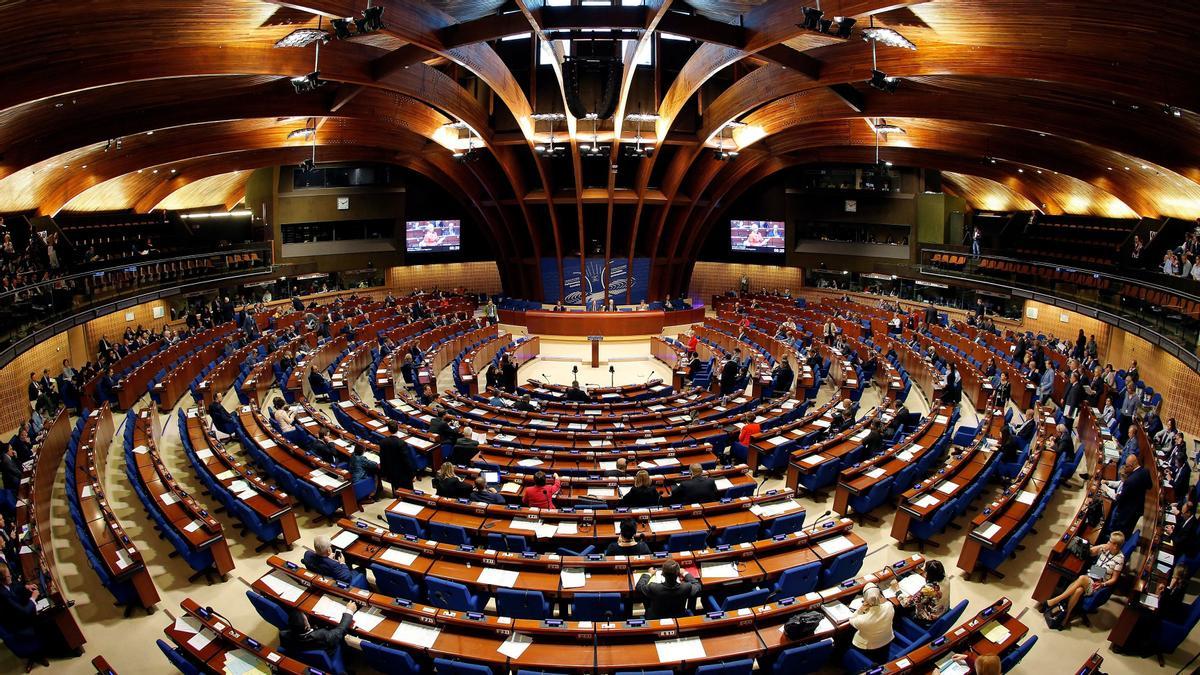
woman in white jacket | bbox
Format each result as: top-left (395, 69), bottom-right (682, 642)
top-left (850, 582), bottom-right (895, 665)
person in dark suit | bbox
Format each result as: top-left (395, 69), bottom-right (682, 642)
top-left (501, 356), bottom-right (518, 393)
top-left (565, 381), bottom-right (590, 402)
top-left (1170, 501), bottom-right (1198, 560)
top-left (635, 558), bottom-right (701, 619)
top-left (0, 444), bottom-right (21, 492)
top-left (347, 444), bottom-right (379, 495)
top-left (604, 457), bottom-right (629, 478)
top-left (1157, 566), bottom-right (1190, 623)
top-left (1106, 455), bottom-right (1150, 536)
top-left (668, 464), bottom-right (718, 504)
top-left (685, 351), bottom-right (702, 382)
top-left (997, 425), bottom-right (1021, 464)
top-left (434, 463), bottom-right (473, 498)
top-left (450, 429), bottom-right (480, 466)
top-left (883, 404), bottom-right (909, 440)
top-left (513, 394), bottom-right (539, 412)
top-left (304, 428), bottom-right (337, 464)
top-left (605, 519), bottom-right (651, 556)
top-left (771, 357), bottom-right (795, 398)
top-left (861, 421), bottom-right (884, 458)
top-left (378, 421), bottom-right (416, 494)
top-left (206, 400), bottom-right (238, 436)
top-left (1062, 371), bottom-right (1085, 423)
top-left (280, 603), bottom-right (355, 658)
top-left (1011, 408), bottom-right (1037, 444)
top-left (429, 411), bottom-right (461, 444)
top-left (994, 372), bottom-right (1011, 406)
top-left (301, 535), bottom-right (354, 583)
top-left (308, 367), bottom-right (333, 401)
top-left (719, 356), bottom-right (739, 395)
top-left (469, 477), bottom-right (506, 505)
top-left (618, 470), bottom-right (662, 508)
top-left (1168, 455), bottom-right (1191, 507)
top-left (1052, 423), bottom-right (1076, 463)
top-left (0, 563), bottom-right (53, 666)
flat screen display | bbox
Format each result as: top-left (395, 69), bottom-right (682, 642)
top-left (405, 219), bottom-right (460, 253)
top-left (730, 220), bottom-right (784, 253)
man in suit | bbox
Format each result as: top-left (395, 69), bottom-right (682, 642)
top-left (771, 356), bottom-right (794, 398)
top-left (450, 428), bottom-right (480, 466)
top-left (1168, 455), bottom-right (1191, 507)
top-left (280, 602), bottom-right (355, 658)
top-left (685, 351), bottom-right (702, 383)
top-left (565, 381), bottom-right (590, 402)
top-left (1171, 500), bottom-right (1199, 560)
top-left (207, 400), bottom-right (238, 437)
top-left (301, 535), bottom-right (355, 584)
top-left (882, 404), bottom-right (909, 440)
top-left (1062, 370), bottom-right (1085, 424)
top-left (469, 476), bottom-right (506, 505)
top-left (429, 411), bottom-right (461, 444)
top-left (719, 356), bottom-right (739, 395)
top-left (304, 428), bottom-right (337, 464)
top-left (1011, 408), bottom-right (1037, 444)
top-left (501, 356), bottom-right (518, 392)
top-left (1052, 423), bottom-right (1076, 462)
top-left (635, 559), bottom-right (701, 619)
top-left (668, 464), bottom-right (718, 504)
top-left (0, 443), bottom-right (21, 492)
top-left (1106, 454), bottom-right (1151, 537)
top-left (862, 421), bottom-right (884, 458)
top-left (378, 421), bottom-right (416, 493)
top-left (604, 457), bottom-right (629, 478)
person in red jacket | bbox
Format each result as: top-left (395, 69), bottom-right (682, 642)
top-left (686, 332), bottom-right (699, 353)
top-left (522, 471), bottom-right (562, 509)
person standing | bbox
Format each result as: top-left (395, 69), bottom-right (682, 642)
top-left (378, 421), bottom-right (416, 494)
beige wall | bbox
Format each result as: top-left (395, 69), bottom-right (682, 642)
top-left (689, 262), bottom-right (805, 304)
top-left (386, 262), bottom-right (502, 295)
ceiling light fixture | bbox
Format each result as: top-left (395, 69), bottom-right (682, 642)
top-left (274, 28), bottom-right (329, 48)
top-left (532, 113), bottom-right (568, 157)
top-left (800, 7), bottom-right (823, 31)
top-left (870, 119), bottom-right (906, 135)
top-left (623, 113), bottom-right (658, 159)
top-left (712, 122), bottom-right (739, 161)
top-left (1163, 105), bottom-right (1182, 118)
top-left (356, 5), bottom-right (385, 34)
top-left (288, 126), bottom-right (317, 139)
top-left (833, 17), bottom-right (856, 39)
top-left (291, 71), bottom-right (324, 94)
top-left (861, 27), bottom-right (917, 50)
top-left (864, 17), bottom-right (903, 93)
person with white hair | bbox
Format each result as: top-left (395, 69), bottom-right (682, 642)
top-left (301, 534), bottom-right (355, 584)
top-left (850, 582), bottom-right (896, 665)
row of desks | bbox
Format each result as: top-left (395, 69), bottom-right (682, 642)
top-left (129, 409), bottom-right (234, 576)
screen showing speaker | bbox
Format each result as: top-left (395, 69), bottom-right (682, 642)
top-left (730, 220), bottom-right (784, 253)
top-left (405, 220), bottom-right (461, 253)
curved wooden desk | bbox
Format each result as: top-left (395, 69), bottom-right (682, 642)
top-left (500, 308), bottom-right (706, 336)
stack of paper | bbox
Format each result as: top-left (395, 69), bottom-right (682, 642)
top-left (391, 621), bottom-right (441, 648)
top-left (477, 567), bottom-right (520, 587)
top-left (865, 467), bottom-right (887, 479)
top-left (980, 620), bottom-right (1011, 644)
top-left (389, 501), bottom-right (424, 516)
top-left (380, 548), bottom-right (418, 566)
top-left (353, 608), bottom-right (386, 632)
top-left (561, 568), bottom-right (587, 589)
top-left (648, 519), bottom-right (682, 533)
top-left (654, 636), bottom-right (706, 662)
top-left (701, 562), bottom-right (740, 578)
top-left (897, 574), bottom-right (927, 597)
top-left (823, 601), bottom-right (853, 623)
top-left (817, 535), bottom-right (855, 556)
top-left (312, 595), bottom-right (348, 622)
top-left (975, 523), bottom-right (1002, 540)
top-left (935, 481), bottom-right (959, 495)
top-left (914, 494), bottom-right (940, 509)
top-left (329, 531), bottom-right (359, 549)
top-left (497, 633), bottom-right (533, 659)
top-left (261, 571), bottom-right (305, 602)
top-left (1015, 490), bottom-right (1037, 505)
top-left (714, 478), bottom-right (734, 491)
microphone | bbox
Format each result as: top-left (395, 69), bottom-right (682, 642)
top-left (812, 509), bottom-right (834, 527)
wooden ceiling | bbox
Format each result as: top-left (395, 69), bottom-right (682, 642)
top-left (0, 0), bottom-right (1196, 297)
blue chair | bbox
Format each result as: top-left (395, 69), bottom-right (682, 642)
top-left (156, 638), bottom-right (202, 675)
top-left (898, 599), bottom-right (968, 643)
top-left (496, 588), bottom-right (552, 620)
top-left (429, 522), bottom-right (472, 546)
top-left (1001, 635), bottom-right (1037, 671)
top-left (1080, 530), bottom-right (1140, 622)
top-left (486, 532), bottom-right (529, 553)
top-left (665, 530), bottom-right (708, 553)
top-left (847, 477), bottom-right (894, 520)
top-left (370, 564), bottom-right (421, 601)
top-left (572, 592), bottom-right (626, 621)
top-left (763, 511), bottom-right (806, 537)
top-left (695, 659), bottom-right (753, 675)
top-left (819, 544), bottom-right (868, 588)
top-left (279, 645), bottom-right (345, 675)
top-left (427, 577), bottom-right (487, 612)
top-left (246, 590), bottom-right (290, 630)
top-left (715, 522), bottom-right (759, 546)
top-left (361, 640), bottom-right (422, 674)
top-left (909, 501), bottom-right (956, 548)
top-left (724, 482), bottom-right (756, 499)
top-left (434, 657), bottom-right (495, 675)
top-left (773, 561), bottom-right (821, 597)
top-left (842, 628), bottom-right (930, 672)
top-left (614, 671), bottom-right (673, 675)
top-left (706, 587), bottom-right (769, 612)
top-left (385, 512), bottom-right (425, 537)
top-left (771, 638), bottom-right (834, 674)
top-left (797, 459), bottom-right (840, 497)
top-left (1152, 594), bottom-right (1200, 663)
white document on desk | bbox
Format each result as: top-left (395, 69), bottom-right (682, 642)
top-left (655, 636), bottom-right (706, 662)
top-left (114, 548), bottom-right (134, 570)
top-left (389, 501), bottom-right (424, 516)
top-left (261, 571), bottom-right (305, 602)
top-left (391, 621), bottom-right (441, 649)
top-left (648, 519), bottom-right (682, 533)
top-left (477, 567), bottom-right (520, 588)
top-left (914, 494), bottom-right (940, 509)
top-left (497, 632), bottom-right (534, 659)
top-left (898, 574), bottom-right (927, 598)
top-left (312, 595), bottom-right (348, 622)
top-left (329, 530), bottom-right (359, 550)
top-left (975, 523), bottom-right (1002, 540)
top-left (380, 547), bottom-right (418, 566)
top-left (174, 616), bottom-right (202, 634)
top-left (823, 601), bottom-right (854, 623)
top-left (714, 478), bottom-right (734, 490)
top-left (223, 648), bottom-right (269, 675)
top-left (561, 568), bottom-right (587, 589)
top-left (160, 492), bottom-right (179, 506)
top-left (1015, 490), bottom-right (1037, 505)
top-left (701, 562), bottom-right (740, 578)
top-left (187, 628), bottom-right (216, 651)
top-left (817, 535), bottom-right (854, 557)
top-left (865, 467), bottom-right (886, 479)
top-left (935, 481), bottom-right (959, 495)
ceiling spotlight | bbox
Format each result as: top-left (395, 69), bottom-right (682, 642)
top-left (800, 7), bottom-right (823, 31)
top-left (290, 71), bottom-right (325, 94)
top-left (356, 5), bottom-right (385, 34)
top-left (530, 112), bottom-right (567, 122)
top-left (331, 18), bottom-right (354, 40)
top-left (581, 143), bottom-right (610, 158)
top-left (834, 17), bottom-right (857, 39)
top-left (1017, 168), bottom-right (1023, 173)
top-left (862, 27), bottom-right (917, 50)
top-left (713, 148), bottom-right (739, 161)
top-left (623, 143), bottom-right (655, 158)
top-left (299, 159), bottom-right (316, 173)
top-left (288, 127), bottom-right (317, 139)
top-left (274, 28), bottom-right (329, 48)
top-left (867, 69), bottom-right (900, 93)
top-left (871, 120), bottom-right (906, 135)
top-left (441, 121), bottom-right (470, 130)
top-left (983, 156), bottom-right (998, 165)
top-left (1163, 105), bottom-right (1182, 118)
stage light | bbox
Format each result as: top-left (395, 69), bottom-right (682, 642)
top-left (288, 127), bottom-right (317, 139)
top-left (290, 71), bottom-right (325, 94)
top-left (299, 159), bottom-right (316, 173)
top-left (1164, 105), bottom-right (1182, 117)
top-left (818, 19), bottom-right (833, 33)
top-left (870, 119), bottom-right (906, 135)
top-left (358, 5), bottom-right (385, 33)
top-left (274, 28), bottom-right (329, 48)
top-left (331, 18), bottom-right (354, 40)
top-left (862, 27), bottom-right (917, 50)
top-left (801, 7), bottom-right (823, 31)
top-left (867, 69), bottom-right (900, 93)
top-left (834, 17), bottom-right (856, 39)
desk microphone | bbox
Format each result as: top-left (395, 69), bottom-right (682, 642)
top-left (541, 373), bottom-right (551, 386)
top-left (811, 509), bottom-right (834, 527)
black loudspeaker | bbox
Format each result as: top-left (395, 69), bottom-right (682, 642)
top-left (563, 57), bottom-right (622, 120)
top-left (925, 169), bottom-right (942, 193)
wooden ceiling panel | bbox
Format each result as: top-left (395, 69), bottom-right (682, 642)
top-left (152, 170), bottom-right (254, 212)
top-left (941, 171), bottom-right (1040, 213)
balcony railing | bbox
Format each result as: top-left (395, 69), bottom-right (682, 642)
top-left (0, 245), bottom-right (273, 365)
top-left (920, 249), bottom-right (1200, 370)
